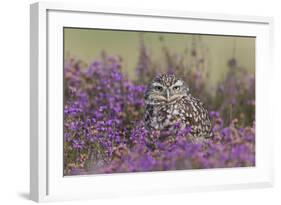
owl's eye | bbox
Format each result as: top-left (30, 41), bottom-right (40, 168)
top-left (173, 86), bottom-right (180, 91)
top-left (154, 86), bottom-right (163, 92)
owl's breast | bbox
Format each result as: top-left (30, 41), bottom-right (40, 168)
top-left (145, 100), bottom-right (188, 131)
top-left (144, 96), bottom-right (212, 138)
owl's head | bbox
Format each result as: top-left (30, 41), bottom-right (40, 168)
top-left (145, 74), bottom-right (189, 105)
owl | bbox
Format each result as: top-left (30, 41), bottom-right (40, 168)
top-left (144, 74), bottom-right (212, 140)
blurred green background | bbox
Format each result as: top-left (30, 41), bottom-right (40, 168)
top-left (64, 28), bottom-right (255, 87)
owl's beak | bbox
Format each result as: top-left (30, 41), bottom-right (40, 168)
top-left (165, 90), bottom-right (170, 101)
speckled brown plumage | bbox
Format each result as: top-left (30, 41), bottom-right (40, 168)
top-left (144, 74), bottom-right (212, 139)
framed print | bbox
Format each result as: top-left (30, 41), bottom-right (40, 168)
top-left (30, 2), bottom-right (274, 202)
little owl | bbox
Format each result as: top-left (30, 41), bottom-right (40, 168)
top-left (144, 74), bottom-right (212, 140)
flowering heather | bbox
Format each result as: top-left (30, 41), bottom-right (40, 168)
top-left (64, 49), bottom-right (255, 175)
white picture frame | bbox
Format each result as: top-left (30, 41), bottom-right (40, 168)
top-left (30, 1), bottom-right (274, 202)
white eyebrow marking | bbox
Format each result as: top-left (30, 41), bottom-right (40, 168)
top-left (173, 80), bottom-right (183, 87)
top-left (152, 82), bottom-right (164, 87)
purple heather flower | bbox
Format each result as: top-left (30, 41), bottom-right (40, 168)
top-left (63, 56), bottom-right (255, 175)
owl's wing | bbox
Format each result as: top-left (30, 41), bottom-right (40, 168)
top-left (144, 103), bottom-right (154, 130)
top-left (182, 95), bottom-right (212, 138)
